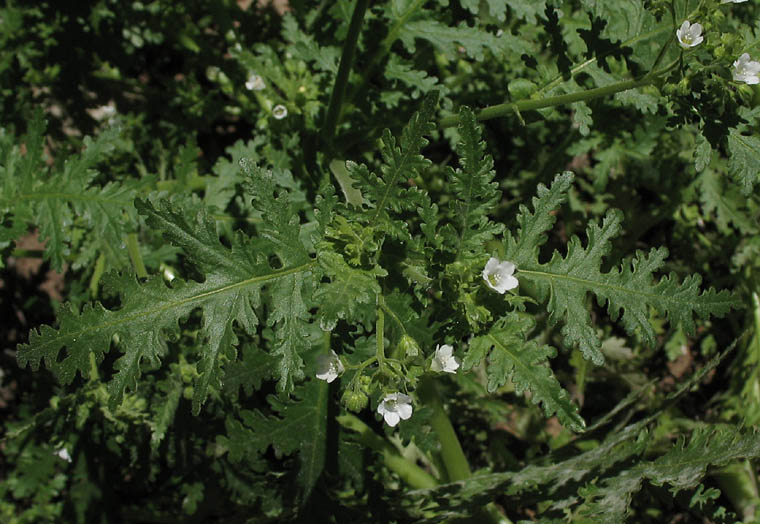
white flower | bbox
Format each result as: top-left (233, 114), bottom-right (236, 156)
top-left (54, 448), bottom-right (72, 463)
top-left (676, 21), bottom-right (703, 49)
top-left (87, 104), bottom-right (117, 123)
top-left (377, 393), bottom-right (413, 427)
top-left (733, 53), bottom-right (760, 85)
top-left (315, 350), bottom-right (344, 383)
top-left (482, 257), bottom-right (519, 293)
top-left (245, 73), bottom-right (265, 91)
top-left (721, 1), bottom-right (748, 4)
top-left (272, 104), bottom-right (288, 119)
top-left (431, 344), bottom-right (460, 374)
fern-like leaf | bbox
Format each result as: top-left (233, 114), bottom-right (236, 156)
top-left (727, 125), bottom-right (760, 194)
top-left (464, 312), bottom-right (584, 431)
top-left (446, 106), bottom-right (504, 260)
top-left (220, 378), bottom-right (328, 503)
top-left (17, 195), bottom-right (315, 412)
top-left (579, 427), bottom-right (760, 523)
top-left (313, 251), bottom-right (386, 331)
top-left (504, 173), bottom-right (739, 364)
top-left (348, 91), bottom-right (439, 240)
top-left (0, 113), bottom-right (145, 270)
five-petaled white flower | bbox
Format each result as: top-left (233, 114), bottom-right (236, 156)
top-left (377, 393), bottom-right (413, 427)
top-left (272, 104), bottom-right (288, 119)
top-left (315, 350), bottom-right (344, 383)
top-left (676, 21), bottom-right (703, 49)
top-left (431, 344), bottom-right (460, 374)
top-left (482, 257), bottom-right (519, 293)
top-left (733, 53), bottom-right (760, 85)
top-left (54, 448), bottom-right (72, 463)
top-left (245, 73), bottom-right (265, 91)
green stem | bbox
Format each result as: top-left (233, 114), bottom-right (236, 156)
top-left (345, 0), bottom-right (428, 113)
top-left (418, 376), bottom-right (471, 482)
top-left (376, 296), bottom-right (386, 366)
top-left (126, 233), bottom-right (148, 279)
top-left (154, 174), bottom-right (208, 192)
top-left (10, 248), bottom-right (45, 258)
top-left (322, 0), bottom-right (369, 143)
top-left (380, 301), bottom-right (406, 333)
top-left (537, 24), bottom-right (672, 97)
top-left (337, 413), bottom-right (438, 489)
top-left (89, 252), bottom-right (106, 296)
top-left (440, 75), bottom-right (657, 128)
top-left (417, 376), bottom-right (512, 524)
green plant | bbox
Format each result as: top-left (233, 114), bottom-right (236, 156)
top-left (3, 1), bottom-right (760, 522)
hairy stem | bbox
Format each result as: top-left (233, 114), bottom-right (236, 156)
top-left (417, 376), bottom-right (513, 523)
top-left (376, 295), bottom-right (386, 366)
top-left (10, 248), bottom-right (45, 258)
top-left (126, 233), bottom-right (148, 279)
top-left (536, 24), bottom-right (672, 97)
top-left (345, 0), bottom-right (428, 114)
top-left (418, 376), bottom-right (471, 482)
top-left (89, 252), bottom-right (106, 296)
top-left (337, 413), bottom-right (438, 489)
top-left (440, 75), bottom-right (656, 128)
top-left (322, 0), bottom-right (369, 143)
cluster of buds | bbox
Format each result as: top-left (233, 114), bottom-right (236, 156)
top-left (313, 258), bottom-right (521, 426)
top-left (673, 2), bottom-right (759, 85)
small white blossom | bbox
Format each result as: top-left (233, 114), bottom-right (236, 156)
top-left (482, 257), bottom-right (519, 293)
top-left (377, 393), bottom-right (413, 427)
top-left (733, 53), bottom-right (760, 85)
top-left (245, 73), bottom-right (265, 91)
top-left (676, 21), bottom-right (703, 49)
top-left (54, 448), bottom-right (72, 463)
top-left (272, 104), bottom-right (288, 119)
top-left (431, 344), bottom-right (460, 374)
top-left (315, 350), bottom-right (344, 383)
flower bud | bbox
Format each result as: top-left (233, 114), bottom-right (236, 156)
top-left (737, 84), bottom-right (755, 105)
top-left (342, 388), bottom-right (368, 413)
top-left (398, 334), bottom-right (421, 358)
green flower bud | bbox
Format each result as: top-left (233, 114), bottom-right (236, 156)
top-left (737, 84), bottom-right (755, 105)
top-left (398, 334), bottom-right (421, 358)
top-left (342, 388), bottom-right (368, 413)
top-left (752, 85), bottom-right (760, 108)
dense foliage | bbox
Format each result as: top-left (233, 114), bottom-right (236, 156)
top-left (2, 0), bottom-right (760, 522)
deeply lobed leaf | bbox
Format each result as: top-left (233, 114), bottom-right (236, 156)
top-left (445, 106), bottom-right (504, 260)
top-left (504, 173), bottom-right (740, 364)
top-left (220, 378), bottom-right (328, 503)
top-left (18, 196), bottom-right (315, 412)
top-left (464, 312), bottom-right (584, 432)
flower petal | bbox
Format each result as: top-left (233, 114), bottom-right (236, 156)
top-left (397, 403), bottom-right (413, 420)
top-left (384, 411), bottom-right (401, 427)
